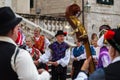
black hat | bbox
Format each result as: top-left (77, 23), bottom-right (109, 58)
top-left (99, 25), bottom-right (111, 38)
top-left (55, 30), bottom-right (67, 37)
top-left (99, 25), bottom-right (111, 32)
top-left (0, 7), bottom-right (22, 34)
top-left (104, 28), bottom-right (120, 53)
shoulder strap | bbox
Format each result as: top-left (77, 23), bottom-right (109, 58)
top-left (14, 48), bottom-right (20, 65)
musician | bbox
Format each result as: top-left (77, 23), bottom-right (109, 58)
top-left (33, 27), bottom-right (50, 54)
top-left (91, 33), bottom-right (100, 58)
top-left (71, 40), bottom-right (86, 79)
top-left (33, 27), bottom-right (50, 70)
top-left (37, 30), bottom-right (70, 80)
top-left (75, 28), bottom-right (120, 80)
top-left (25, 36), bottom-right (41, 61)
top-left (97, 25), bottom-right (111, 68)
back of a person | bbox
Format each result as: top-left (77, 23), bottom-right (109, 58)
top-left (104, 61), bottom-right (120, 80)
top-left (0, 41), bottom-right (18, 80)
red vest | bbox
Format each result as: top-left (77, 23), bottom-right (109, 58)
top-left (33, 35), bottom-right (45, 53)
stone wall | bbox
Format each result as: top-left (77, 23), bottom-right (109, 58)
top-left (0, 0), bottom-right (30, 14)
top-left (13, 0), bottom-right (30, 14)
top-left (86, 0), bottom-right (120, 37)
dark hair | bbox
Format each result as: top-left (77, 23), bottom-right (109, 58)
top-left (0, 26), bottom-right (15, 36)
top-left (91, 33), bottom-right (97, 40)
top-left (99, 25), bottom-right (111, 32)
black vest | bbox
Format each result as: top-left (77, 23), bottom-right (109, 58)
top-left (0, 41), bottom-right (18, 80)
top-left (104, 61), bottom-right (120, 80)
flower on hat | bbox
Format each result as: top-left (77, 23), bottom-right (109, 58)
top-left (104, 30), bottom-right (115, 40)
top-left (64, 32), bottom-right (67, 35)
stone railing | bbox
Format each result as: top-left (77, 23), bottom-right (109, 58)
top-left (16, 14), bottom-right (76, 47)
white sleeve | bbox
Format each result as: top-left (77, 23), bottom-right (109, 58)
top-left (39, 49), bottom-right (51, 63)
top-left (57, 48), bottom-right (70, 67)
top-left (75, 72), bottom-right (88, 80)
top-left (76, 53), bottom-right (86, 61)
top-left (101, 55), bottom-right (110, 67)
top-left (11, 49), bottom-right (50, 80)
top-left (71, 48), bottom-right (75, 59)
top-left (44, 37), bottom-right (50, 49)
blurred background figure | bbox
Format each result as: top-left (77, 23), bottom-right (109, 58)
top-left (33, 27), bottom-right (50, 54)
top-left (25, 36), bottom-right (41, 61)
top-left (15, 27), bottom-right (26, 49)
top-left (71, 40), bottom-right (86, 80)
top-left (33, 27), bottom-right (50, 70)
top-left (97, 25), bottom-right (111, 69)
top-left (91, 33), bottom-right (100, 58)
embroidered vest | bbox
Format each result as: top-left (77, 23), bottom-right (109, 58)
top-left (33, 35), bottom-right (45, 53)
top-left (97, 46), bottom-right (110, 68)
top-left (73, 45), bottom-right (84, 57)
top-left (104, 61), bottom-right (120, 80)
top-left (0, 41), bottom-right (18, 80)
top-left (49, 41), bottom-right (69, 61)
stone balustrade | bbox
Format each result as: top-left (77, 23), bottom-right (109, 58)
top-left (16, 14), bottom-right (76, 47)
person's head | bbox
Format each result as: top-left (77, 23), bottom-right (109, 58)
top-left (91, 38), bottom-right (98, 47)
top-left (26, 36), bottom-right (34, 48)
top-left (91, 33), bottom-right (98, 40)
top-left (99, 25), bottom-right (111, 38)
top-left (34, 27), bottom-right (41, 37)
top-left (55, 30), bottom-right (67, 43)
top-left (104, 28), bottom-right (120, 61)
top-left (76, 40), bottom-right (82, 47)
top-left (0, 7), bottom-right (22, 41)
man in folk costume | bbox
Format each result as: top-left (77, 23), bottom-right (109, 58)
top-left (37, 30), bottom-right (70, 80)
top-left (97, 25), bottom-right (111, 68)
top-left (0, 7), bottom-right (50, 80)
top-left (33, 27), bottom-right (50, 70)
top-left (71, 40), bottom-right (86, 79)
top-left (33, 27), bottom-right (50, 54)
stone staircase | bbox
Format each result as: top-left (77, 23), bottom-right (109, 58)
top-left (16, 14), bottom-right (76, 47)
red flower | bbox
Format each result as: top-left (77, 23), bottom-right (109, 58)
top-left (104, 30), bottom-right (115, 40)
top-left (64, 32), bottom-right (67, 36)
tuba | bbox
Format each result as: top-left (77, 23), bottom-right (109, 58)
top-left (65, 3), bottom-right (95, 74)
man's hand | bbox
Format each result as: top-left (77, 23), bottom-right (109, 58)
top-left (74, 58), bottom-right (78, 61)
top-left (52, 62), bottom-right (59, 67)
top-left (81, 57), bottom-right (92, 72)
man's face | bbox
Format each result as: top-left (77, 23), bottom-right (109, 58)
top-left (109, 46), bottom-right (115, 61)
top-left (76, 41), bottom-right (82, 47)
top-left (34, 29), bottom-right (40, 37)
top-left (56, 35), bottom-right (65, 42)
top-left (13, 25), bottom-right (19, 41)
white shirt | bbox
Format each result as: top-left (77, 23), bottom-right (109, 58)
top-left (39, 47), bottom-right (70, 67)
top-left (71, 47), bottom-right (86, 61)
top-left (0, 36), bottom-right (51, 80)
top-left (94, 46), bottom-right (100, 58)
top-left (101, 55), bottom-right (110, 67)
top-left (35, 36), bottom-right (50, 49)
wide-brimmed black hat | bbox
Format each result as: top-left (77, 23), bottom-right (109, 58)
top-left (0, 7), bottom-right (22, 34)
top-left (104, 28), bottom-right (120, 53)
top-left (55, 30), bottom-right (67, 37)
top-left (99, 25), bottom-right (111, 32)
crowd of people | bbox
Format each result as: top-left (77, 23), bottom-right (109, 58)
top-left (1, 6), bottom-right (120, 80)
